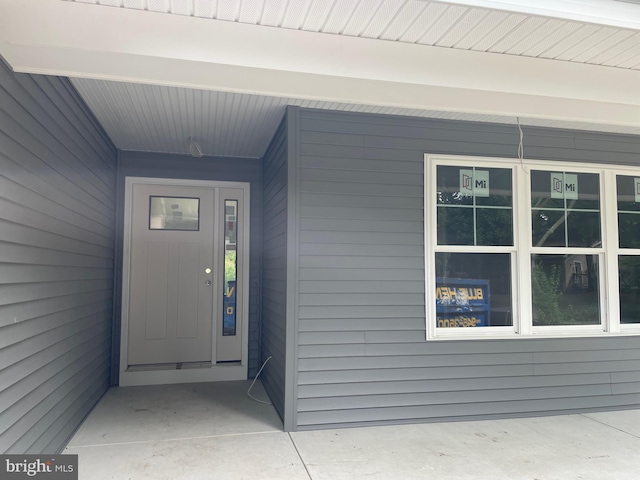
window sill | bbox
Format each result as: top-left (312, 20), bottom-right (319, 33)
top-left (429, 327), bottom-right (640, 341)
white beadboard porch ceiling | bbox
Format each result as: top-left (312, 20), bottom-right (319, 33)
top-left (69, 78), bottom-right (640, 158)
top-left (43, 0), bottom-right (640, 157)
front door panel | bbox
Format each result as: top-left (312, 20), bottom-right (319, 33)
top-left (128, 184), bottom-right (214, 366)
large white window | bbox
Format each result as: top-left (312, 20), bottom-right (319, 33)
top-left (425, 155), bottom-right (640, 339)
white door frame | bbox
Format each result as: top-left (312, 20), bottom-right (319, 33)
top-left (120, 176), bottom-right (250, 386)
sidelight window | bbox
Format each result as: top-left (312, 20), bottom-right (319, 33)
top-left (223, 200), bottom-right (238, 336)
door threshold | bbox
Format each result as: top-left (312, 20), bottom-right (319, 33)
top-left (120, 363), bottom-right (247, 386)
top-left (127, 361), bottom-right (213, 372)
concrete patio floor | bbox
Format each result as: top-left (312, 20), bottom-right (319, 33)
top-left (65, 381), bottom-right (640, 479)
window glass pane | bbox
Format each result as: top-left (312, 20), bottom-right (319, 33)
top-left (531, 254), bottom-right (600, 326)
top-left (619, 256), bottom-right (640, 324)
top-left (149, 197), bottom-right (199, 231)
top-left (435, 253), bottom-right (512, 327)
top-left (223, 200), bottom-right (238, 336)
top-left (531, 171), bottom-right (600, 247)
top-left (437, 207), bottom-right (473, 245)
top-left (618, 213), bottom-right (640, 249)
top-left (476, 209), bottom-right (513, 246)
top-left (571, 172), bottom-right (600, 210)
top-left (475, 168), bottom-right (512, 207)
top-left (532, 210), bottom-right (565, 247)
top-left (616, 175), bottom-right (640, 212)
top-left (531, 171), bottom-right (599, 210)
top-left (437, 166), bottom-right (473, 206)
top-left (566, 211), bottom-right (601, 247)
top-left (437, 166), bottom-right (513, 246)
top-left (531, 170), bottom-right (564, 209)
top-left (617, 176), bottom-right (640, 249)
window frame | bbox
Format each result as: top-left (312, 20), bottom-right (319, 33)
top-left (425, 154), bottom-right (640, 340)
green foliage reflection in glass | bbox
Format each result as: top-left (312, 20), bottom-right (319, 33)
top-left (531, 263), bottom-right (567, 325)
top-left (225, 250), bottom-right (237, 286)
top-left (531, 256), bottom-right (599, 326)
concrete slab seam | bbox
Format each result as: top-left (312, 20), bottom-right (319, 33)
top-left (67, 430), bottom-right (285, 449)
top-left (579, 413), bottom-right (640, 440)
top-left (288, 432), bottom-right (313, 480)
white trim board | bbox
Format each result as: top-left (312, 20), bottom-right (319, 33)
top-left (1, 0), bottom-right (638, 131)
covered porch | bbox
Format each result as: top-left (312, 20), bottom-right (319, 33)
top-left (1, 0), bottom-right (640, 460)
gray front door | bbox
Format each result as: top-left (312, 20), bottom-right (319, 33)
top-left (127, 183), bottom-right (215, 366)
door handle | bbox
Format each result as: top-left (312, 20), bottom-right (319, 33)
top-left (205, 280), bottom-right (212, 286)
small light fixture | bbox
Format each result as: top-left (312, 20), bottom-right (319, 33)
top-left (189, 136), bottom-right (203, 158)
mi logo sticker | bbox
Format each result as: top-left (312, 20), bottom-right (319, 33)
top-left (550, 172), bottom-right (578, 200)
top-left (459, 169), bottom-right (489, 197)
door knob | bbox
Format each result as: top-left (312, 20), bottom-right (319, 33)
top-left (205, 280), bottom-right (212, 286)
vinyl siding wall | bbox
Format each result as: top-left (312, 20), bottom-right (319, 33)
top-left (115, 151), bottom-right (263, 379)
top-left (0, 61), bottom-right (117, 452)
top-left (292, 107), bottom-right (640, 430)
top-left (261, 115), bottom-right (289, 422)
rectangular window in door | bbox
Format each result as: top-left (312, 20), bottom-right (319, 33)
top-left (223, 200), bottom-right (238, 336)
top-left (149, 196), bottom-right (200, 231)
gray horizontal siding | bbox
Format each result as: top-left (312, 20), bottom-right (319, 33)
top-left (260, 115), bottom-right (288, 422)
top-left (298, 372), bottom-right (613, 397)
top-left (0, 61), bottom-right (117, 453)
top-left (296, 394), bottom-right (640, 427)
top-left (115, 151), bottom-right (263, 379)
top-left (293, 107), bottom-right (640, 430)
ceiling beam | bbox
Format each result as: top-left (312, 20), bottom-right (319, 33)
top-left (1, 0), bottom-right (639, 129)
